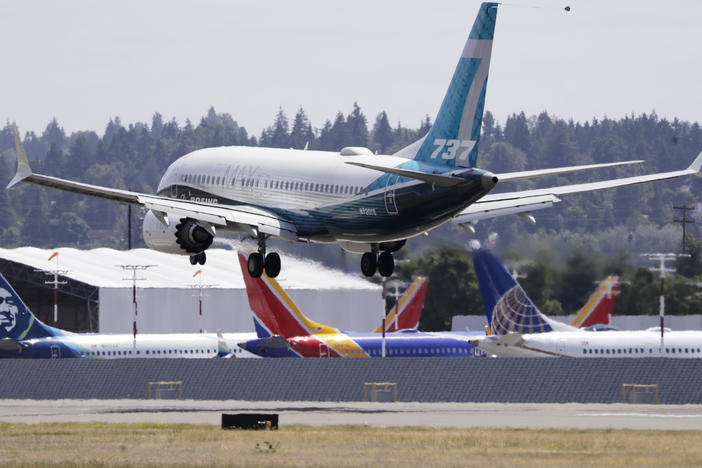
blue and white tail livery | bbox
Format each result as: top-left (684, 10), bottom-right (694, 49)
top-left (472, 247), bottom-right (574, 334)
top-left (396, 2), bottom-right (497, 168)
top-left (0, 273), bottom-right (62, 341)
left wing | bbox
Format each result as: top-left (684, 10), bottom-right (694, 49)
top-left (8, 124), bottom-right (298, 241)
top-left (454, 151), bottom-right (702, 225)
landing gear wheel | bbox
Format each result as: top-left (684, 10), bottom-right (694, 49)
top-left (378, 251), bottom-right (395, 277)
top-left (361, 252), bottom-right (377, 277)
top-left (264, 252), bottom-right (281, 278)
top-left (189, 255), bottom-right (198, 265)
top-left (197, 252), bottom-right (207, 265)
top-left (248, 252), bottom-right (264, 278)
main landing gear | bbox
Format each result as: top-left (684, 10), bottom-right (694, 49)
top-left (247, 235), bottom-right (281, 279)
top-left (189, 252), bottom-right (207, 265)
top-left (361, 251), bottom-right (395, 277)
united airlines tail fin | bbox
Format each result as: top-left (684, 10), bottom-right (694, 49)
top-left (570, 275), bottom-right (620, 328)
top-left (394, 2), bottom-right (498, 168)
top-left (237, 252), bottom-right (339, 339)
top-left (0, 272), bottom-right (62, 340)
top-left (472, 247), bottom-right (574, 334)
top-left (375, 277), bottom-right (428, 333)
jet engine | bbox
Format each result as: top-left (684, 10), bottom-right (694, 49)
top-left (142, 210), bottom-right (214, 255)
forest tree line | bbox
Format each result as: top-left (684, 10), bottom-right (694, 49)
top-left (1, 103), bottom-right (701, 326)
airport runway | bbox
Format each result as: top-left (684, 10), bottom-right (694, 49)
top-left (1, 399), bottom-right (701, 430)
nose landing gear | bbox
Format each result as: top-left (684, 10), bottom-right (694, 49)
top-left (189, 252), bottom-right (207, 265)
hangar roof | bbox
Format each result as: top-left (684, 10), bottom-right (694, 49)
top-left (0, 246), bottom-right (379, 291)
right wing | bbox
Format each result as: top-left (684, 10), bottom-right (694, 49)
top-left (9, 124), bottom-right (298, 241)
top-left (454, 151), bottom-right (702, 225)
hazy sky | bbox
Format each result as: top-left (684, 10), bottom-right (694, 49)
top-left (2, 0), bottom-right (700, 138)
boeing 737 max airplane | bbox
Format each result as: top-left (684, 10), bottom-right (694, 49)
top-left (8, 3), bottom-right (702, 279)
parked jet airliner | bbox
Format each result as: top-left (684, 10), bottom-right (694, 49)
top-left (235, 252), bottom-right (481, 358)
top-left (0, 271), bottom-right (258, 359)
top-left (470, 247), bottom-right (702, 358)
top-left (8, 3), bottom-right (702, 279)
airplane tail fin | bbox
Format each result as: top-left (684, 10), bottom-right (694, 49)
top-left (0, 272), bottom-right (62, 340)
top-left (375, 277), bottom-right (428, 333)
top-left (237, 252), bottom-right (338, 339)
top-left (472, 247), bottom-right (573, 335)
top-left (571, 275), bottom-right (620, 328)
top-left (393, 2), bottom-right (498, 168)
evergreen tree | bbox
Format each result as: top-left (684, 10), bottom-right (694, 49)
top-left (346, 102), bottom-right (369, 147)
top-left (289, 107), bottom-right (315, 150)
top-left (371, 111), bottom-right (393, 153)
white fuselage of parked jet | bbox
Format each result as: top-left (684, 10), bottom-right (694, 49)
top-left (6, 332), bottom-right (258, 359)
top-left (470, 329), bottom-right (702, 358)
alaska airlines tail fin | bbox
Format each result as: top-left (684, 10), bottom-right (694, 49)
top-left (472, 247), bottom-right (574, 335)
top-left (571, 275), bottom-right (620, 328)
top-left (0, 272), bottom-right (62, 340)
top-left (237, 252), bottom-right (339, 339)
top-left (394, 2), bottom-right (498, 168)
top-left (375, 277), bottom-right (428, 333)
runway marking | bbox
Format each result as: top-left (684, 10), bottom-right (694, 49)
top-left (579, 412), bottom-right (702, 419)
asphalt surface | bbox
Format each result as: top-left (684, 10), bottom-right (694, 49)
top-left (1, 399), bottom-right (701, 430)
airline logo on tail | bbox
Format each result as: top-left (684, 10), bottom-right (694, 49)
top-left (570, 275), bottom-right (620, 328)
top-left (0, 273), bottom-right (61, 340)
top-left (375, 277), bottom-right (428, 333)
top-left (473, 247), bottom-right (573, 335)
top-left (236, 252), bottom-right (338, 339)
top-left (409, 2), bottom-right (497, 168)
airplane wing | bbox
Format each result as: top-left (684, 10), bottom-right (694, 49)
top-left (469, 333), bottom-right (524, 348)
top-left (454, 151), bottom-right (702, 225)
top-left (8, 125), bottom-right (298, 241)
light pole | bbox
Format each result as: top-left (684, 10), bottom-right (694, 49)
top-left (119, 264), bottom-right (156, 341)
top-left (641, 253), bottom-right (689, 355)
top-left (37, 251), bottom-right (67, 327)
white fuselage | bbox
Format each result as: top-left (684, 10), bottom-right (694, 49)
top-left (473, 330), bottom-right (702, 358)
top-left (157, 147), bottom-right (414, 212)
top-left (20, 332), bottom-right (258, 359)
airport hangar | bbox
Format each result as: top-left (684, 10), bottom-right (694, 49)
top-left (0, 247), bottom-right (383, 334)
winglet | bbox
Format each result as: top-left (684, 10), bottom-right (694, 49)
top-left (8, 123), bottom-right (32, 189)
top-left (688, 150), bottom-right (702, 176)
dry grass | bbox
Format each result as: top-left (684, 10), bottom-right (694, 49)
top-left (0, 422), bottom-right (700, 467)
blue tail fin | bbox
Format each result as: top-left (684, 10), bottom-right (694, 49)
top-left (395, 2), bottom-right (498, 169)
top-left (0, 272), bottom-right (62, 340)
top-left (473, 248), bottom-right (573, 335)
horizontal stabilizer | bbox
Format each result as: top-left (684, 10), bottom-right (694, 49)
top-left (497, 160), bottom-right (644, 183)
top-left (344, 161), bottom-right (465, 187)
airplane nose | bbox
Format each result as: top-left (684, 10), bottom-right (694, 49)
top-left (481, 172), bottom-right (498, 191)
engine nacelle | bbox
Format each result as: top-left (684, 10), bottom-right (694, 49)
top-left (142, 211), bottom-right (214, 255)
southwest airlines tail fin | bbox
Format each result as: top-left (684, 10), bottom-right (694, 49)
top-left (237, 252), bottom-right (338, 339)
top-left (472, 247), bottom-right (574, 334)
top-left (394, 2), bottom-right (498, 168)
top-left (376, 277), bottom-right (428, 333)
top-left (0, 272), bottom-right (62, 340)
top-left (571, 275), bottom-right (620, 328)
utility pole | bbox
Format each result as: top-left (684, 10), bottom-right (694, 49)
top-left (38, 251), bottom-right (67, 327)
top-left (641, 253), bottom-right (689, 355)
top-left (119, 265), bottom-right (156, 341)
top-left (674, 205), bottom-right (695, 252)
top-left (190, 269), bottom-right (216, 333)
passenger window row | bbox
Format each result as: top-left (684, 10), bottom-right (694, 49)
top-left (583, 347), bottom-right (701, 355)
top-left (182, 173), bottom-right (366, 196)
